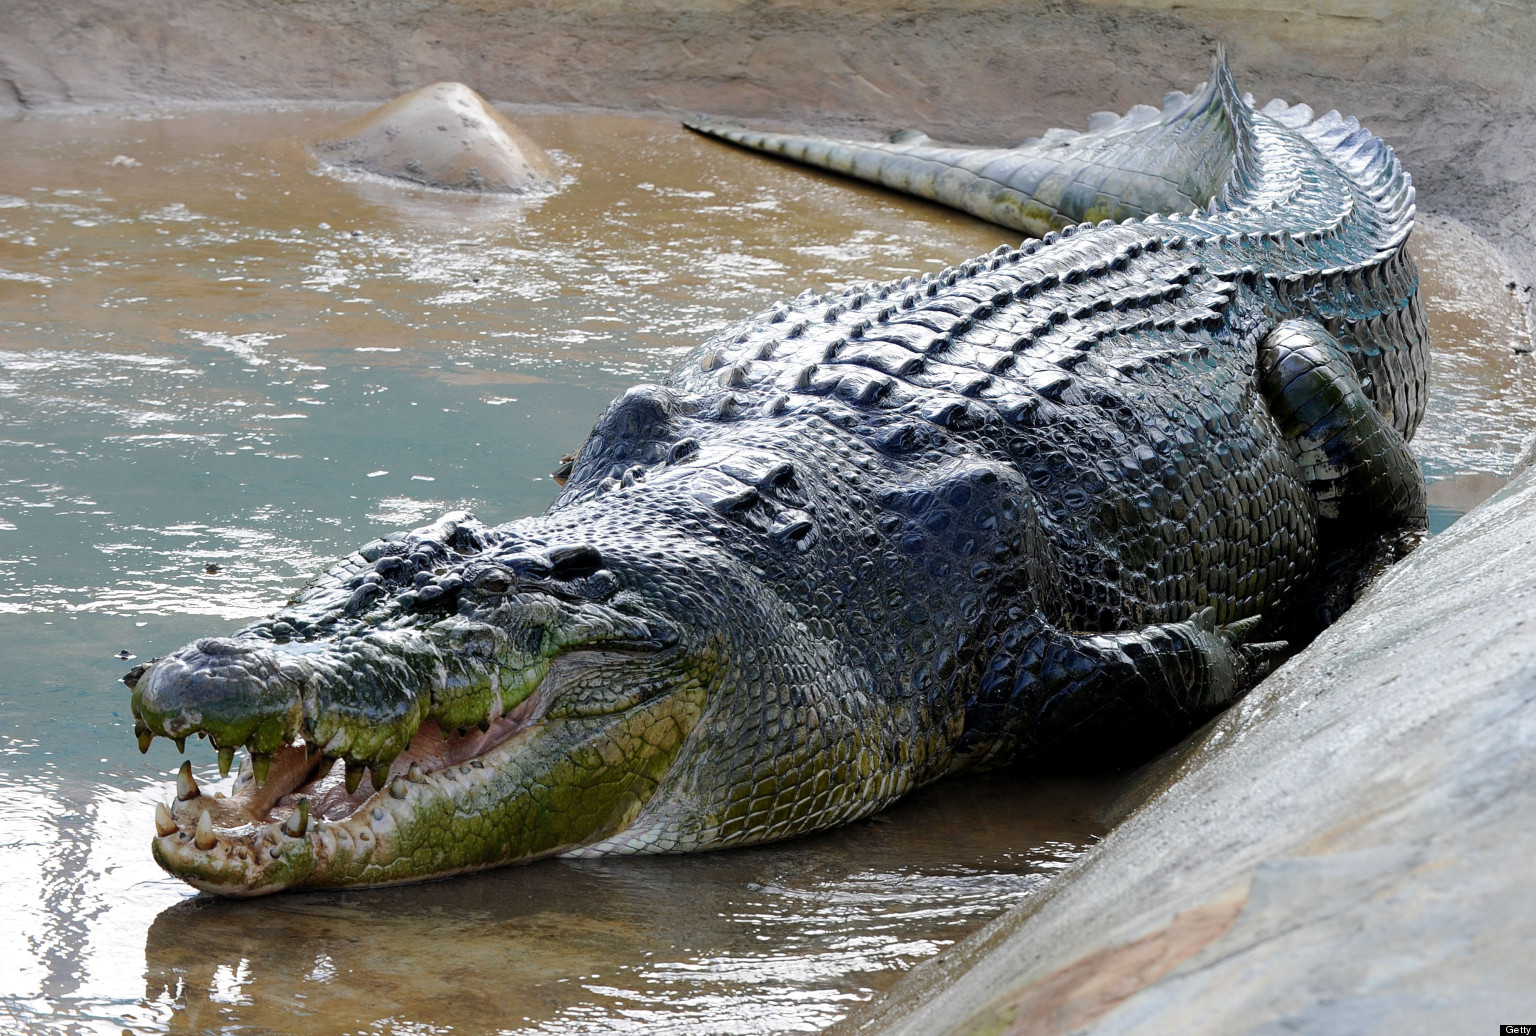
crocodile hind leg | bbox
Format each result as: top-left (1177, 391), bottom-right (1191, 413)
top-left (1259, 318), bottom-right (1427, 534)
top-left (1258, 318), bottom-right (1428, 625)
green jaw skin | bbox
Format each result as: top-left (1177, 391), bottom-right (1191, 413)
top-left (149, 680), bottom-right (707, 894)
top-left (127, 56), bottom-right (1431, 894)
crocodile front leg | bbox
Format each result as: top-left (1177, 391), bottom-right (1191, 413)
top-left (959, 609), bottom-right (1286, 769)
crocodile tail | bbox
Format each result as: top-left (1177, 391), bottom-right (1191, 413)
top-left (684, 53), bottom-right (1248, 237)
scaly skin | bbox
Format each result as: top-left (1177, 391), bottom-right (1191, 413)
top-left (126, 56), bottom-right (1427, 894)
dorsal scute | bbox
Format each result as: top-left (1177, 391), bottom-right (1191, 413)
top-left (655, 53), bottom-right (1428, 470)
top-left (650, 221), bottom-right (1251, 464)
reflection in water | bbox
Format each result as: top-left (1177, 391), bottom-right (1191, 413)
top-left (0, 107), bottom-right (1530, 1035)
top-left (138, 776), bottom-right (1105, 1035)
top-left (0, 773), bottom-right (188, 1034)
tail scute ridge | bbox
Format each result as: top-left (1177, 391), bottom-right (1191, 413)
top-left (686, 57), bottom-right (1244, 236)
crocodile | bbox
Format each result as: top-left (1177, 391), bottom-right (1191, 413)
top-left (125, 55), bottom-right (1427, 895)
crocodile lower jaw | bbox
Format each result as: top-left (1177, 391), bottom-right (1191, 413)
top-left (151, 678), bottom-right (556, 894)
top-left (148, 649), bottom-right (708, 895)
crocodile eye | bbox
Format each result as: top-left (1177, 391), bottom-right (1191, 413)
top-left (473, 568), bottom-right (515, 593)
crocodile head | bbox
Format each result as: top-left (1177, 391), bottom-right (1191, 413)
top-left (128, 507), bottom-right (842, 895)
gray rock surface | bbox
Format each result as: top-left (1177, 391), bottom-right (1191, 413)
top-left (314, 81), bottom-right (556, 192)
top-left (845, 470), bottom-right (1536, 1034)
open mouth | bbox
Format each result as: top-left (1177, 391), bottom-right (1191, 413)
top-left (184, 681), bottom-right (555, 833)
top-left (142, 651), bottom-right (568, 895)
top-left (128, 513), bottom-right (702, 894)
top-left (136, 636), bottom-right (703, 896)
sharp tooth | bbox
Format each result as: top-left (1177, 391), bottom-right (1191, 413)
top-left (477, 719), bottom-right (490, 732)
top-left (389, 776), bottom-right (407, 798)
top-left (138, 730), bottom-right (154, 755)
top-left (369, 763), bottom-right (389, 792)
top-left (283, 798), bottom-right (310, 838)
top-left (406, 762), bottom-right (425, 783)
top-left (344, 762), bottom-right (364, 796)
top-left (252, 752), bottom-right (271, 787)
top-left (176, 760), bottom-right (201, 801)
top-left (217, 746), bottom-right (234, 777)
top-left (174, 737), bottom-right (186, 753)
top-left (154, 802), bottom-right (178, 837)
top-left (194, 809), bottom-right (217, 850)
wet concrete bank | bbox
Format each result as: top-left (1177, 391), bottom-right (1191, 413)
top-left (2, 1), bottom-right (1535, 328)
top-left (844, 471), bottom-right (1536, 1034)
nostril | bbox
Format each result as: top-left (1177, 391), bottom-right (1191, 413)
top-left (346, 583), bottom-right (384, 614)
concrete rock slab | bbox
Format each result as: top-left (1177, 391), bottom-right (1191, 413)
top-left (314, 81), bottom-right (557, 193)
top-left (850, 471), bottom-right (1536, 1034)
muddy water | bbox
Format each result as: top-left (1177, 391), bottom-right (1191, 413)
top-left (1409, 214), bottom-right (1536, 524)
top-left (0, 108), bottom-right (1529, 1036)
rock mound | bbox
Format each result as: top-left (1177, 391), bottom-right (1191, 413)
top-left (315, 81), bottom-right (556, 193)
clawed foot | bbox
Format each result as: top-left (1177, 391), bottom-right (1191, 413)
top-left (1190, 607), bottom-right (1290, 704)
